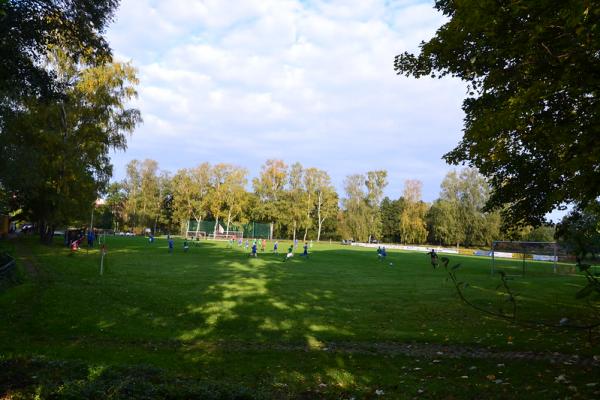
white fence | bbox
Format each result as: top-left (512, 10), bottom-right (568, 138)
top-left (350, 242), bottom-right (459, 254)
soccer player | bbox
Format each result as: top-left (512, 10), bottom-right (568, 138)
top-left (168, 238), bottom-right (174, 253)
top-left (261, 239), bottom-right (266, 252)
top-left (250, 242), bottom-right (258, 257)
top-left (301, 242), bottom-right (309, 257)
top-left (273, 240), bottom-right (279, 254)
top-left (283, 245), bottom-right (294, 262)
top-left (379, 246), bottom-right (387, 261)
top-left (427, 248), bottom-right (438, 268)
top-left (183, 239), bottom-right (189, 253)
top-left (245, 239), bottom-right (249, 250)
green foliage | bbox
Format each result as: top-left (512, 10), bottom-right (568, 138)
top-left (380, 196), bottom-right (404, 242)
top-left (0, 357), bottom-right (262, 400)
top-left (427, 168), bottom-right (501, 246)
top-left (1, 50), bottom-right (140, 240)
top-left (340, 171), bottom-right (387, 242)
top-left (395, 1), bottom-right (600, 226)
top-left (557, 201), bottom-right (600, 258)
top-left (0, 0), bottom-right (118, 107)
top-left (398, 180), bottom-right (428, 244)
top-left (524, 225), bottom-right (556, 242)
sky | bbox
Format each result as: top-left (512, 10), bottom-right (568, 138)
top-left (106, 0), bottom-right (468, 202)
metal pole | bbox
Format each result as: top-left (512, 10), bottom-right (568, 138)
top-left (553, 242), bottom-right (557, 274)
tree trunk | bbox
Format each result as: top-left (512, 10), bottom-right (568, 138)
top-left (214, 216), bottom-right (219, 239)
top-left (317, 218), bottom-right (323, 242)
top-left (292, 221), bottom-right (296, 242)
top-left (226, 209), bottom-right (232, 233)
top-left (316, 192), bottom-right (323, 242)
top-left (39, 221), bottom-right (54, 244)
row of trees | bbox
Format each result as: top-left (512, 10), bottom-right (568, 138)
top-left (96, 160), bottom-right (556, 247)
top-left (100, 159), bottom-right (339, 242)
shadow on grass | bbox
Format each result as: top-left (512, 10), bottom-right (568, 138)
top-left (1, 236), bottom-right (596, 398)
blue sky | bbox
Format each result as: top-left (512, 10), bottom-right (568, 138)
top-left (106, 0), bottom-right (469, 202)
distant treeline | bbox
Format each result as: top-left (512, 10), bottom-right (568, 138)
top-left (93, 159), bottom-right (555, 246)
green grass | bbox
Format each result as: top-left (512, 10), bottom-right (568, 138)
top-left (1, 236), bottom-right (599, 399)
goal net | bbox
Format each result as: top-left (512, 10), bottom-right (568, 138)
top-left (211, 230), bottom-right (243, 241)
top-left (490, 241), bottom-right (573, 276)
top-left (186, 230), bottom-right (207, 240)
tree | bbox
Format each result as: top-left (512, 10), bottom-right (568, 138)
top-left (340, 174), bottom-right (370, 242)
top-left (284, 162), bottom-right (305, 241)
top-left (105, 182), bottom-right (126, 232)
top-left (557, 202), bottom-right (600, 259)
top-left (439, 168), bottom-right (500, 247)
top-left (139, 159), bottom-right (160, 230)
top-left (252, 159), bottom-right (287, 231)
top-left (426, 198), bottom-right (462, 246)
top-left (123, 160), bottom-right (142, 230)
top-left (0, 49), bottom-right (140, 241)
top-left (312, 170), bottom-right (338, 242)
top-left (170, 163), bottom-right (211, 236)
top-left (0, 0), bottom-right (118, 109)
top-left (398, 180), bottom-right (428, 244)
top-left (381, 197), bottom-right (404, 243)
top-left (301, 167), bottom-right (318, 241)
top-left (395, 1), bottom-right (600, 226)
top-left (222, 166), bottom-right (248, 234)
top-left (207, 163), bottom-right (236, 237)
top-left (154, 171), bottom-right (172, 234)
top-left (171, 169), bottom-right (195, 235)
top-left (365, 170), bottom-right (388, 242)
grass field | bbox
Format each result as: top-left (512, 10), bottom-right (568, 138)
top-left (1, 236), bottom-right (599, 399)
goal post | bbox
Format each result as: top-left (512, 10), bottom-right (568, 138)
top-left (186, 230), bottom-right (207, 240)
top-left (490, 241), bottom-right (568, 276)
top-left (211, 230), bottom-right (243, 241)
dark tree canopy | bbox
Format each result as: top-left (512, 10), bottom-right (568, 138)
top-left (0, 0), bottom-right (118, 106)
top-left (395, 1), bottom-right (600, 226)
top-left (556, 201), bottom-right (600, 258)
top-left (0, 1), bottom-right (138, 241)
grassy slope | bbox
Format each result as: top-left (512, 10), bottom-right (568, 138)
top-left (1, 236), bottom-right (599, 398)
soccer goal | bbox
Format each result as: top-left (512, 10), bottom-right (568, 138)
top-left (186, 230), bottom-right (207, 240)
top-left (490, 241), bottom-right (572, 276)
top-left (211, 230), bottom-right (243, 241)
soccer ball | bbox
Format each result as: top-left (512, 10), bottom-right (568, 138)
top-left (389, 262), bottom-right (393, 266)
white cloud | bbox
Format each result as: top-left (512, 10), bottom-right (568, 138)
top-left (107, 0), bottom-right (466, 201)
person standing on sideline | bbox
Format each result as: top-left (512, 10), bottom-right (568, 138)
top-left (87, 230), bottom-right (95, 248)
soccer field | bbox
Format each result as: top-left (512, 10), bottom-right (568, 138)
top-left (1, 236), bottom-right (598, 399)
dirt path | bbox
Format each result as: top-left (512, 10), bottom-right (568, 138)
top-left (12, 240), bottom-right (45, 280)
